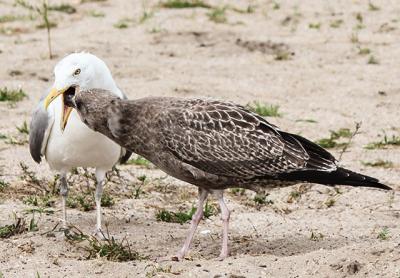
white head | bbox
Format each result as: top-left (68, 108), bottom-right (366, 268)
top-left (53, 52), bottom-right (118, 92)
top-left (44, 52), bottom-right (121, 130)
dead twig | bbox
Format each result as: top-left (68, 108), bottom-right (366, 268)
top-left (338, 122), bottom-right (362, 161)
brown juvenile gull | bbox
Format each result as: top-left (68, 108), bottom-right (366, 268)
top-left (57, 87), bottom-right (390, 260)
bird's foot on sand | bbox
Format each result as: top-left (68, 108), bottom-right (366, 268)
top-left (92, 228), bottom-right (109, 240)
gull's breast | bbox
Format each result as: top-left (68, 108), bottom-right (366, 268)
top-left (45, 97), bottom-right (121, 172)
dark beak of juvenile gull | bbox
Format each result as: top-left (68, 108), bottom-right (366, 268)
top-left (64, 86), bottom-right (78, 109)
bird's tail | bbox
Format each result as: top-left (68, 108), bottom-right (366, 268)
top-left (278, 167), bottom-right (391, 190)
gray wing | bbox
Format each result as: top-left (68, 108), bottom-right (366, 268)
top-left (29, 94), bottom-right (54, 164)
top-left (159, 99), bottom-right (336, 179)
top-left (117, 88), bottom-right (132, 164)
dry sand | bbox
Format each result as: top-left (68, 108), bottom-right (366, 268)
top-left (0, 0), bottom-right (400, 277)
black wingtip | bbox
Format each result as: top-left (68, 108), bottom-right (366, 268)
top-left (372, 183), bottom-right (392, 191)
top-left (334, 167), bottom-right (392, 190)
top-left (278, 167), bottom-right (392, 190)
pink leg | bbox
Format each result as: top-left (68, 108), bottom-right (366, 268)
top-left (216, 190), bottom-right (230, 260)
top-left (175, 188), bottom-right (209, 260)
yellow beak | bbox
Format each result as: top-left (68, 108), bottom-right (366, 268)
top-left (44, 87), bottom-right (73, 131)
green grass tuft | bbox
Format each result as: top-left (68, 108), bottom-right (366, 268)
top-left (88, 10), bottom-right (105, 17)
top-left (230, 188), bottom-right (245, 196)
top-left (156, 209), bottom-right (194, 224)
top-left (253, 194), bottom-right (273, 205)
top-left (207, 6), bottom-right (227, 23)
top-left (0, 214), bottom-right (38, 238)
top-left (36, 21), bottom-right (57, 29)
top-left (80, 0), bottom-right (107, 3)
top-left (350, 33), bottom-right (359, 44)
top-left (362, 160), bottom-right (393, 168)
top-left (377, 227), bottom-right (389, 240)
top-left (65, 225), bottom-right (146, 261)
top-left (132, 185), bottom-right (144, 199)
top-left (16, 120), bottom-right (29, 134)
top-left (355, 13), bottom-right (363, 23)
top-left (274, 50), bottom-right (292, 61)
top-left (309, 22), bottom-right (321, 29)
top-left (23, 195), bottom-right (54, 207)
top-left (87, 236), bottom-right (143, 261)
top-left (126, 156), bottom-right (151, 167)
top-left (1, 134), bottom-right (28, 145)
top-left (0, 180), bottom-right (9, 191)
top-left (139, 9), bottom-right (153, 24)
top-left (272, 1), bottom-right (280, 10)
top-left (310, 230), bottom-right (324, 241)
top-left (156, 202), bottom-right (216, 224)
top-left (231, 5), bottom-right (255, 14)
top-left (48, 4), bottom-right (76, 14)
top-left (296, 118), bottom-right (318, 123)
top-left (288, 190), bottom-right (301, 202)
top-left (365, 134), bottom-right (400, 149)
top-left (19, 162), bottom-right (41, 186)
top-left (358, 47), bottom-right (371, 55)
top-left (246, 101), bottom-right (281, 117)
top-left (24, 207), bottom-right (54, 214)
top-left (137, 175), bottom-right (147, 183)
top-left (0, 87), bottom-right (27, 103)
top-left (67, 194), bottom-right (94, 211)
top-left (0, 217), bottom-right (26, 238)
top-left (330, 19), bottom-right (343, 28)
top-left (19, 162), bottom-right (46, 189)
top-left (114, 19), bottom-right (129, 29)
top-left (67, 191), bottom-right (114, 210)
top-left (369, 2), bottom-right (380, 11)
top-left (331, 128), bottom-right (352, 138)
top-left (161, 0), bottom-right (211, 9)
top-left (203, 201), bottom-right (216, 218)
top-left (101, 192), bottom-right (115, 207)
top-left (29, 215), bottom-right (39, 232)
top-left (367, 55), bottom-right (379, 65)
top-left (325, 198), bottom-right (336, 208)
top-left (316, 138), bottom-right (337, 148)
top-left (0, 14), bottom-right (31, 23)
top-left (315, 128), bottom-right (352, 149)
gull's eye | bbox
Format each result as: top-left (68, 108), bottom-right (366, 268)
top-left (73, 68), bottom-right (81, 76)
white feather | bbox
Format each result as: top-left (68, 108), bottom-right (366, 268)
top-left (44, 53), bottom-right (124, 172)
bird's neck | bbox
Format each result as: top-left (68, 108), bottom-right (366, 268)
top-left (106, 99), bottom-right (158, 156)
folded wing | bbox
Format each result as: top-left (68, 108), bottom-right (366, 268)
top-left (159, 99), bottom-right (337, 179)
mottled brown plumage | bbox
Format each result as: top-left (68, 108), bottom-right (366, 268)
top-left (64, 87), bottom-right (390, 260)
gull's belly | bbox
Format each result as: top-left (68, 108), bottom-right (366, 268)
top-left (45, 109), bottom-right (121, 172)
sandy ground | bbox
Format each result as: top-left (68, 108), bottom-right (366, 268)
top-left (1, 0), bottom-right (400, 277)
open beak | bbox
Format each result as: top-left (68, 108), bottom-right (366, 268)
top-left (44, 87), bottom-right (74, 131)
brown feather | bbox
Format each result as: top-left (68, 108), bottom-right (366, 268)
top-left (70, 88), bottom-right (389, 191)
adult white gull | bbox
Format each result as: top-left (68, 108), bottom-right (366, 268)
top-left (29, 52), bottom-right (131, 236)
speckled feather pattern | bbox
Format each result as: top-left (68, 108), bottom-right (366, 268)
top-left (159, 98), bottom-right (334, 177)
top-left (73, 89), bottom-right (338, 190)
